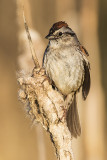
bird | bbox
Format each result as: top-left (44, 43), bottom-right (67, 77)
top-left (42, 21), bottom-right (90, 138)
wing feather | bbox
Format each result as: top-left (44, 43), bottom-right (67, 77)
top-left (82, 60), bottom-right (91, 100)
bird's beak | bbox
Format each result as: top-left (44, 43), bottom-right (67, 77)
top-left (45, 33), bottom-right (50, 39)
top-left (45, 33), bottom-right (54, 40)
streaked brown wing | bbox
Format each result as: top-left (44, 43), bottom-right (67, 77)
top-left (82, 60), bottom-right (91, 100)
top-left (79, 45), bottom-right (89, 56)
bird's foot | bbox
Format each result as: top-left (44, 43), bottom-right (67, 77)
top-left (60, 106), bottom-right (67, 121)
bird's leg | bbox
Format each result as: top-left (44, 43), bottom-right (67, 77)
top-left (60, 93), bottom-right (74, 121)
top-left (64, 93), bottom-right (74, 110)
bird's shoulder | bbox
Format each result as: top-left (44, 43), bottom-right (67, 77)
top-left (42, 43), bottom-right (50, 65)
top-left (79, 45), bottom-right (89, 56)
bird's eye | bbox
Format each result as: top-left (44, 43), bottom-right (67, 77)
top-left (59, 32), bottom-right (62, 36)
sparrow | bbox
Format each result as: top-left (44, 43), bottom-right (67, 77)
top-left (43, 21), bottom-right (90, 138)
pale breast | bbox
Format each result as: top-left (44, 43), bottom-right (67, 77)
top-left (43, 46), bottom-right (84, 96)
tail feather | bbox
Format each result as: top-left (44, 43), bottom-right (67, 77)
top-left (66, 94), bottom-right (81, 138)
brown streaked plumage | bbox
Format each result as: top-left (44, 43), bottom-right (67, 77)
top-left (80, 45), bottom-right (89, 56)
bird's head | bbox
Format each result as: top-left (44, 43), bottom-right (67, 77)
top-left (45, 21), bottom-right (78, 45)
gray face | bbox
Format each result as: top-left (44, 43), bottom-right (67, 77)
top-left (45, 26), bottom-right (79, 45)
top-left (46, 27), bottom-right (75, 39)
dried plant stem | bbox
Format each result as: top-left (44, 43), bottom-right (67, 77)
top-left (18, 68), bottom-right (74, 160)
top-left (18, 10), bottom-right (74, 160)
top-left (23, 9), bottom-right (40, 68)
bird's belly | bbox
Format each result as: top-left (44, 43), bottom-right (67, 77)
top-left (44, 51), bottom-right (84, 96)
top-left (53, 66), bottom-right (83, 95)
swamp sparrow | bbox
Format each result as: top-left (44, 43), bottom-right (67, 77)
top-left (43, 21), bottom-right (90, 138)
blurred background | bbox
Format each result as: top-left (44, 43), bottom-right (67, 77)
top-left (0, 0), bottom-right (106, 160)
